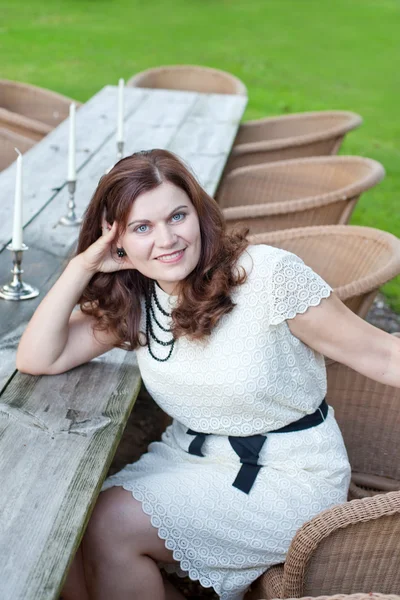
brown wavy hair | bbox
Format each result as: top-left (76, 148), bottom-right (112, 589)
top-left (76, 149), bottom-right (249, 350)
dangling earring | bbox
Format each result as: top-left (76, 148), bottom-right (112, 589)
top-left (117, 247), bottom-right (126, 258)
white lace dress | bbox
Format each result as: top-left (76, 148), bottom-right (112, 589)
top-left (102, 244), bottom-right (351, 600)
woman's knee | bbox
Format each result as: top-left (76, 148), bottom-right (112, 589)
top-left (84, 487), bottom-right (141, 551)
top-left (83, 486), bottom-right (175, 564)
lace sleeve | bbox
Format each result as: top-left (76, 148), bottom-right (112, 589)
top-left (269, 250), bottom-right (332, 326)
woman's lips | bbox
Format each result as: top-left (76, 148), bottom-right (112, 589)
top-left (156, 249), bottom-right (185, 263)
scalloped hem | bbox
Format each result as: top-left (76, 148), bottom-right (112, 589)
top-left (100, 481), bottom-right (250, 600)
top-left (270, 287), bottom-right (332, 326)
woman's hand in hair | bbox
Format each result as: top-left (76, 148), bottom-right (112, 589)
top-left (79, 221), bottom-right (136, 274)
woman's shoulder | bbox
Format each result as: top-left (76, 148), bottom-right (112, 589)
top-left (243, 243), bottom-right (294, 260)
top-left (237, 243), bottom-right (302, 278)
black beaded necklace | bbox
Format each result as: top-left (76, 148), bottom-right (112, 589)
top-left (145, 281), bottom-right (175, 362)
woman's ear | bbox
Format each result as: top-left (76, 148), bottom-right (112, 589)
top-left (101, 208), bottom-right (113, 235)
top-left (115, 229), bottom-right (124, 249)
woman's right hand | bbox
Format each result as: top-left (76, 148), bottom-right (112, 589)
top-left (79, 221), bottom-right (136, 274)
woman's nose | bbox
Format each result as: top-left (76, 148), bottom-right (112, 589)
top-left (157, 225), bottom-right (177, 247)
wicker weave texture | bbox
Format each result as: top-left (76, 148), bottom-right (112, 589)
top-left (326, 361), bottom-right (400, 486)
top-left (245, 565), bottom-right (284, 599)
top-left (0, 107), bottom-right (50, 141)
top-left (0, 79), bottom-right (81, 129)
top-left (0, 127), bottom-right (34, 171)
top-left (282, 492), bottom-right (400, 597)
top-left (225, 111), bottom-right (362, 172)
top-left (126, 64), bottom-right (248, 95)
top-left (217, 156), bottom-right (384, 233)
top-left (248, 225), bottom-right (400, 318)
top-left (300, 514), bottom-right (400, 595)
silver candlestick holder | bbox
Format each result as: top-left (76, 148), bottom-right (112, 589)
top-left (59, 180), bottom-right (82, 226)
top-left (0, 244), bottom-right (39, 301)
top-left (116, 140), bottom-right (124, 162)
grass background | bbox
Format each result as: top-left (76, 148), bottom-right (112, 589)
top-left (1, 0), bottom-right (399, 308)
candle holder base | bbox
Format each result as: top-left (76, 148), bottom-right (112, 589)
top-left (0, 281), bottom-right (39, 301)
top-left (59, 214), bottom-right (83, 227)
top-left (59, 180), bottom-right (82, 227)
top-left (0, 244), bottom-right (39, 301)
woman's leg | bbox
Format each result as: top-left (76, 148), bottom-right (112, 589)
top-left (62, 546), bottom-right (184, 600)
top-left (61, 546), bottom-right (89, 600)
top-left (80, 486), bottom-right (185, 600)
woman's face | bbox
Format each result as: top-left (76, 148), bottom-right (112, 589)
top-left (119, 181), bottom-right (202, 295)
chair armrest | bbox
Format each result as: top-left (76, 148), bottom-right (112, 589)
top-left (326, 360), bottom-right (400, 481)
top-left (245, 564), bottom-right (284, 599)
top-left (281, 492), bottom-right (400, 598)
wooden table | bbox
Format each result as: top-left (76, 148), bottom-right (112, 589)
top-left (0, 85), bottom-right (247, 599)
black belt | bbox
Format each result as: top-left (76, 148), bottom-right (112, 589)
top-left (187, 399), bottom-right (328, 495)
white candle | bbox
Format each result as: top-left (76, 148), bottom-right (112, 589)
top-left (117, 78), bottom-right (124, 143)
top-left (67, 103), bottom-right (76, 181)
top-left (12, 149), bottom-right (23, 250)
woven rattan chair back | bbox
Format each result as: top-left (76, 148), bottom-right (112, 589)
top-left (326, 360), bottom-right (400, 495)
top-left (283, 492), bottom-right (400, 597)
top-left (218, 156), bottom-right (384, 233)
top-left (248, 225), bottom-right (400, 318)
top-left (126, 64), bottom-right (248, 95)
top-left (0, 128), bottom-right (34, 171)
top-left (225, 111), bottom-right (362, 173)
top-left (0, 80), bottom-right (81, 137)
top-left (0, 107), bottom-right (49, 141)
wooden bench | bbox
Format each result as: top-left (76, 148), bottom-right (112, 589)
top-left (0, 85), bottom-right (247, 599)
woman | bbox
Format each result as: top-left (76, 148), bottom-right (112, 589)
top-left (17, 149), bottom-right (400, 600)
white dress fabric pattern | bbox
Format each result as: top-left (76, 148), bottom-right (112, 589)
top-left (102, 244), bottom-right (351, 600)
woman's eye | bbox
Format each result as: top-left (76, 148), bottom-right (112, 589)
top-left (135, 224), bottom-right (149, 233)
top-left (171, 212), bottom-right (185, 222)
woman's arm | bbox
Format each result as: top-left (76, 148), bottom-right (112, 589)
top-left (16, 256), bottom-right (115, 375)
top-left (288, 292), bottom-right (400, 388)
top-left (16, 222), bottom-right (135, 376)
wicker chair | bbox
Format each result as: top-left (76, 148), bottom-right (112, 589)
top-left (255, 482), bottom-right (400, 597)
top-left (0, 79), bottom-right (81, 141)
top-left (0, 107), bottom-right (49, 141)
top-left (224, 111), bottom-right (362, 173)
top-left (217, 156), bottom-right (384, 233)
top-left (248, 225), bottom-right (400, 318)
top-left (245, 359), bottom-right (400, 600)
top-left (0, 128), bottom-right (34, 171)
top-left (326, 358), bottom-right (400, 500)
top-left (246, 492), bottom-right (400, 599)
top-left (126, 64), bottom-right (248, 95)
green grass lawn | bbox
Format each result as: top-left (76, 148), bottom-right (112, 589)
top-left (1, 0), bottom-right (399, 308)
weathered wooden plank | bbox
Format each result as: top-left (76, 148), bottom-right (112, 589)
top-left (167, 94), bottom-right (247, 157)
top-left (169, 120), bottom-right (242, 156)
top-left (127, 88), bottom-right (198, 126)
top-left (0, 87), bottom-right (248, 600)
top-left (0, 86), bottom-right (148, 251)
top-left (188, 93), bottom-right (247, 123)
top-left (0, 349), bottom-right (141, 599)
top-left (184, 153), bottom-right (228, 194)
